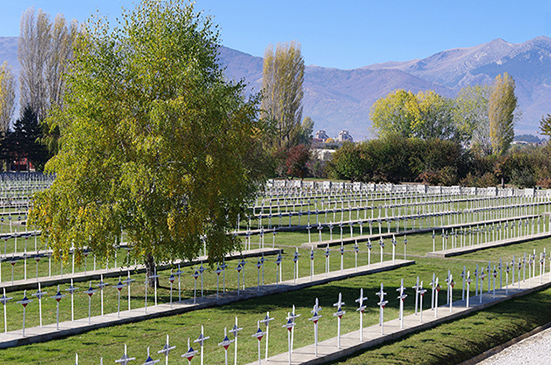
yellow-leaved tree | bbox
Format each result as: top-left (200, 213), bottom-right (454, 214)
top-left (0, 62), bottom-right (16, 133)
top-left (489, 72), bottom-right (517, 155)
top-left (29, 0), bottom-right (264, 279)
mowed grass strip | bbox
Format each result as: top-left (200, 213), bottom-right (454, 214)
top-left (328, 286), bottom-right (551, 365)
top-left (0, 254), bottom-right (545, 364)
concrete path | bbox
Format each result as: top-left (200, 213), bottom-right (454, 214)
top-left (245, 272), bottom-right (551, 365)
top-left (427, 231), bottom-right (551, 258)
top-left (0, 259), bottom-right (414, 349)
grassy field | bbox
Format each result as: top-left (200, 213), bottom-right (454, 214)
top-left (1, 190), bottom-right (550, 363)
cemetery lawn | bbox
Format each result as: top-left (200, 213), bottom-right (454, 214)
top-left (329, 284), bottom-right (551, 365)
top-left (1, 255), bottom-right (551, 364)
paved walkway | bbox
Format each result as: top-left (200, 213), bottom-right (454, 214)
top-left (245, 272), bottom-right (551, 365)
top-left (0, 259), bottom-right (414, 349)
top-left (427, 231), bottom-right (551, 258)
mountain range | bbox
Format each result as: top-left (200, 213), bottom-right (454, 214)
top-left (2, 36), bottom-right (551, 139)
top-left (219, 36), bottom-right (551, 140)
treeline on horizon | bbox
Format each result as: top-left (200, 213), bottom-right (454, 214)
top-left (326, 136), bottom-right (551, 188)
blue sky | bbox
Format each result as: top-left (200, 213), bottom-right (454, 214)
top-left (2, 0), bottom-right (551, 69)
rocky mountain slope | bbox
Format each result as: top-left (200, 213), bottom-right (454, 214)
top-left (2, 36), bottom-right (550, 139)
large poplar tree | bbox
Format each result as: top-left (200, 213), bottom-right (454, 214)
top-left (489, 72), bottom-right (517, 155)
top-left (261, 41), bottom-right (305, 150)
top-left (0, 62), bottom-right (16, 133)
top-left (18, 8), bottom-right (77, 122)
top-left (29, 0), bottom-right (263, 276)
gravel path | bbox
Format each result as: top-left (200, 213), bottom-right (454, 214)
top-left (478, 326), bottom-right (551, 364)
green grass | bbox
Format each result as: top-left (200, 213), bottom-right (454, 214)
top-left (0, 252), bottom-right (549, 364)
top-left (329, 286), bottom-right (551, 365)
top-left (1, 190), bottom-right (551, 363)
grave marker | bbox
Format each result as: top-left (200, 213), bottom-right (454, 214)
top-left (115, 344), bottom-right (136, 365)
top-left (376, 283), bottom-right (388, 335)
top-left (260, 311), bottom-right (274, 362)
top-left (114, 277), bottom-right (125, 318)
top-left (51, 284), bottom-right (66, 330)
top-left (228, 317), bottom-right (242, 365)
top-left (396, 279), bottom-right (407, 329)
top-left (1, 288), bottom-right (12, 333)
top-left (251, 321), bottom-right (266, 365)
top-left (355, 288), bottom-right (367, 341)
top-left (181, 338), bottom-right (197, 364)
top-left (32, 282), bottom-right (46, 327)
top-left (308, 298), bottom-right (322, 356)
top-left (217, 327), bottom-right (234, 365)
top-left (193, 326), bottom-right (209, 365)
top-left (142, 347), bottom-right (160, 365)
top-left (84, 281), bottom-right (96, 324)
top-left (124, 271), bottom-right (135, 311)
top-left (16, 290), bottom-right (32, 336)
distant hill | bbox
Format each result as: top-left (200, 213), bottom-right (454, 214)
top-left (220, 36), bottom-right (551, 139)
top-left (2, 36), bottom-right (550, 139)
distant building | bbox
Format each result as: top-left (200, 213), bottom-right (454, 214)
top-left (314, 130), bottom-right (329, 142)
top-left (336, 130), bottom-right (353, 143)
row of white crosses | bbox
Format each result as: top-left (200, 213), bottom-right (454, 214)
top-left (0, 244), bottom-right (138, 285)
top-left (247, 191), bottom-right (548, 236)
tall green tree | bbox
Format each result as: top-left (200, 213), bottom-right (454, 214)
top-left (489, 72), bottom-right (517, 155)
top-left (453, 85), bottom-right (491, 153)
top-left (370, 89), bottom-right (417, 138)
top-left (296, 116), bottom-right (314, 146)
top-left (261, 41), bottom-right (304, 150)
top-left (370, 89), bottom-right (456, 140)
top-left (29, 0), bottom-right (263, 277)
top-left (3, 106), bottom-right (49, 171)
top-left (0, 62), bottom-right (16, 133)
top-left (19, 8), bottom-right (78, 122)
top-left (539, 114), bottom-right (551, 139)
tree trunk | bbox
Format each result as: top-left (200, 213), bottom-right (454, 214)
top-left (144, 253), bottom-right (158, 288)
